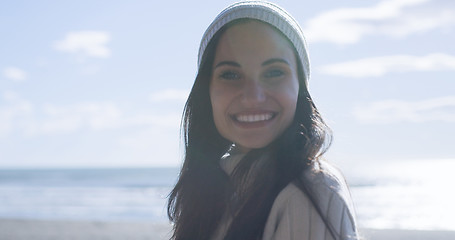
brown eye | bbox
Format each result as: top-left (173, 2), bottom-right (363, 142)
top-left (220, 71), bottom-right (240, 80)
top-left (264, 69), bottom-right (284, 78)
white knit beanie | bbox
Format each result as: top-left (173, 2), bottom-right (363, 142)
top-left (198, 1), bottom-right (310, 84)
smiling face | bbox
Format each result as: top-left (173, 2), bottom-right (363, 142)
top-left (209, 21), bottom-right (300, 153)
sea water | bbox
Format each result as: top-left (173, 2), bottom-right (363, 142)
top-left (0, 159), bottom-right (454, 231)
top-left (344, 158), bottom-right (455, 231)
top-left (0, 168), bottom-right (177, 222)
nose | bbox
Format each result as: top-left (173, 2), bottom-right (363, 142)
top-left (241, 80), bottom-right (266, 106)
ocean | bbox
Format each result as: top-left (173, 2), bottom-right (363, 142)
top-left (0, 159), bottom-right (454, 231)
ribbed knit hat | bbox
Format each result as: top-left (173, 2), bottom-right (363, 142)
top-left (198, 1), bottom-right (310, 84)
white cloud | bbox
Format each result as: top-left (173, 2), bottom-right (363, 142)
top-left (0, 92), bottom-right (33, 137)
top-left (304, 0), bottom-right (455, 44)
top-left (353, 96), bottom-right (455, 124)
top-left (0, 92), bottom-right (181, 137)
top-left (33, 102), bottom-right (122, 135)
top-left (28, 103), bottom-right (180, 136)
top-left (318, 53), bottom-right (455, 77)
top-left (124, 113), bottom-right (181, 128)
top-left (53, 31), bottom-right (111, 58)
top-left (116, 126), bottom-right (182, 166)
top-left (3, 67), bottom-right (27, 81)
top-left (149, 89), bottom-right (189, 102)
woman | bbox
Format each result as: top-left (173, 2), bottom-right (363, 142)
top-left (168, 1), bottom-right (359, 239)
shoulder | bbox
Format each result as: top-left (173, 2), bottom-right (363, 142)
top-left (263, 182), bottom-right (319, 240)
top-left (270, 161), bottom-right (355, 213)
top-left (263, 161), bottom-right (359, 240)
top-left (302, 161), bottom-right (356, 211)
top-left (301, 161), bottom-right (359, 239)
top-left (269, 182), bottom-right (313, 218)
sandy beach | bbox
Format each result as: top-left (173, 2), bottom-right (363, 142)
top-left (1, 219), bottom-right (455, 240)
top-left (0, 219), bottom-right (173, 240)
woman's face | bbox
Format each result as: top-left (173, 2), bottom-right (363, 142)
top-left (210, 21), bottom-right (299, 153)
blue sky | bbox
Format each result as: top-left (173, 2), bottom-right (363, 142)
top-left (1, 0), bottom-right (454, 168)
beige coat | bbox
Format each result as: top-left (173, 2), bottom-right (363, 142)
top-left (212, 153), bottom-right (359, 240)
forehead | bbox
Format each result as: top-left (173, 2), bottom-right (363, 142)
top-left (214, 20), bottom-right (295, 64)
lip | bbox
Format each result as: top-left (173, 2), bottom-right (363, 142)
top-left (230, 110), bottom-right (277, 128)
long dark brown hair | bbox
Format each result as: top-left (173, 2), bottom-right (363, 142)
top-left (168, 19), bottom-right (333, 240)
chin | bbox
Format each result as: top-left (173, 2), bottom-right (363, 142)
top-left (235, 140), bottom-right (273, 152)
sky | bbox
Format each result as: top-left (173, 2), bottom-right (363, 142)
top-left (1, 0), bottom-right (454, 168)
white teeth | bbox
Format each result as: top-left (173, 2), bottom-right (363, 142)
top-left (236, 113), bottom-right (273, 122)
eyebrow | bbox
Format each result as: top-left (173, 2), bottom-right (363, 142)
top-left (214, 58), bottom-right (290, 69)
top-left (214, 61), bottom-right (241, 69)
top-left (262, 58), bottom-right (290, 66)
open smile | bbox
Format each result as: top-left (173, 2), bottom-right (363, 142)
top-left (231, 112), bottom-right (277, 124)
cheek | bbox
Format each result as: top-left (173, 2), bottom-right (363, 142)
top-left (210, 81), bottom-right (238, 114)
top-left (209, 85), bottom-right (227, 126)
top-left (280, 81), bottom-right (299, 113)
top-left (278, 81), bottom-right (300, 128)
top-left (284, 95), bottom-right (298, 124)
